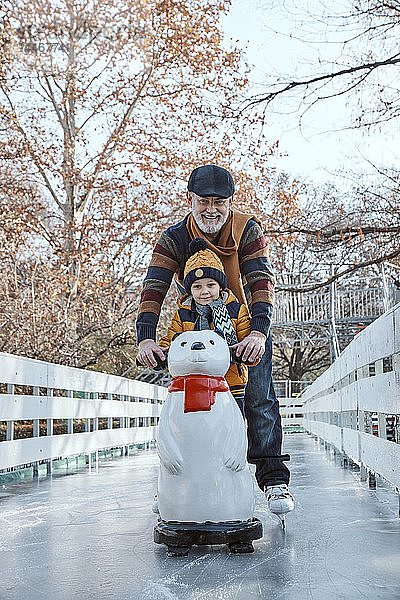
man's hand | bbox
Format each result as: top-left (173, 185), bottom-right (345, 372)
top-left (231, 331), bottom-right (266, 363)
top-left (137, 339), bottom-right (165, 368)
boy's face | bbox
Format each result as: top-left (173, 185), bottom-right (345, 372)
top-left (191, 278), bottom-right (221, 305)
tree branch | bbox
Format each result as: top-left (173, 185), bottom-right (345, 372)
top-left (76, 67), bottom-right (154, 212)
top-left (276, 247), bottom-right (400, 293)
top-left (239, 53), bottom-right (400, 113)
top-left (0, 83), bottom-right (63, 211)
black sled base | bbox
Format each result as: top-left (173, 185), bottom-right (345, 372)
top-left (154, 517), bottom-right (263, 557)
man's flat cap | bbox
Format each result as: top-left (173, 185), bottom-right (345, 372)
top-left (187, 164), bottom-right (235, 199)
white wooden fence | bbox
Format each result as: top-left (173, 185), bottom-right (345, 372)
top-left (0, 353), bottom-right (167, 473)
top-left (302, 303), bottom-right (400, 488)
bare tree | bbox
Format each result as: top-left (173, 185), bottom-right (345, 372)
top-left (273, 342), bottom-right (330, 381)
top-left (262, 171), bottom-right (400, 294)
top-left (236, 0), bottom-right (400, 129)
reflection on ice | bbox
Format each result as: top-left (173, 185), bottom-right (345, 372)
top-left (0, 435), bottom-right (399, 600)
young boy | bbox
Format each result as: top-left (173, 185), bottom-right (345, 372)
top-left (158, 238), bottom-right (256, 415)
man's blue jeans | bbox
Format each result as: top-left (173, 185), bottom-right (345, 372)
top-left (244, 335), bottom-right (290, 490)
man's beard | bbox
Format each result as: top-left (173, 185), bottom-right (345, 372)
top-left (192, 210), bottom-right (228, 235)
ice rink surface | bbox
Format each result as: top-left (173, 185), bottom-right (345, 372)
top-left (1, 433), bottom-right (400, 600)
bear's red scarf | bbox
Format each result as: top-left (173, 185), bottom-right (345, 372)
top-left (168, 375), bottom-right (229, 413)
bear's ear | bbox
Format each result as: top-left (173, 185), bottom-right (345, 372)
top-left (171, 332), bottom-right (183, 342)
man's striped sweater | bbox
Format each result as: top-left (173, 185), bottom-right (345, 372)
top-left (136, 213), bottom-right (275, 343)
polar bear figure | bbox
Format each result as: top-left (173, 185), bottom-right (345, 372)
top-left (157, 330), bottom-right (254, 523)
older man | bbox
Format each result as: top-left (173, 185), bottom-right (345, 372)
top-left (136, 164), bottom-right (294, 517)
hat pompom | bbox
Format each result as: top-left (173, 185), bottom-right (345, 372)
top-left (188, 237), bottom-right (208, 256)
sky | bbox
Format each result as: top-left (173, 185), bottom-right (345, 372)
top-left (222, 0), bottom-right (399, 184)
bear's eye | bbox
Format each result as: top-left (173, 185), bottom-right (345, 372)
top-left (180, 341), bottom-right (187, 347)
top-left (209, 340), bottom-right (215, 345)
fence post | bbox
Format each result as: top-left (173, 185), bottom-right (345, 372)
top-left (6, 384), bottom-right (14, 441)
top-left (360, 464), bottom-right (368, 482)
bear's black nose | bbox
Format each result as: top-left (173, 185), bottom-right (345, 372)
top-left (191, 341), bottom-right (206, 350)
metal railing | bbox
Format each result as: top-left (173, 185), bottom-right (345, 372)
top-left (0, 352), bottom-right (167, 474)
top-left (301, 303), bottom-right (400, 489)
top-left (274, 276), bottom-right (387, 325)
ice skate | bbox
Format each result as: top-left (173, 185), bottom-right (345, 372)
top-left (265, 484), bottom-right (294, 529)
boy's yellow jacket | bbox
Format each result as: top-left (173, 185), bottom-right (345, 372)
top-left (158, 289), bottom-right (254, 390)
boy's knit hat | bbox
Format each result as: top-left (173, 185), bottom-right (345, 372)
top-left (183, 238), bottom-right (227, 293)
